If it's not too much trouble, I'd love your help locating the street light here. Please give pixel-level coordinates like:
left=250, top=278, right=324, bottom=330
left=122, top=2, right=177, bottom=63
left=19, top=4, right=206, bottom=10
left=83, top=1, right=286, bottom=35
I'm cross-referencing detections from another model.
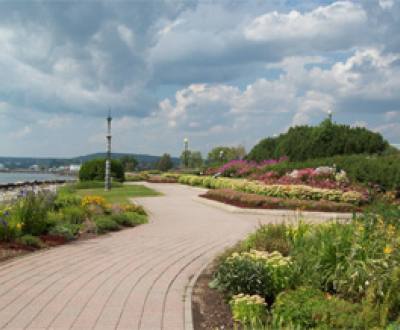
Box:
left=184, top=138, right=189, bottom=168
left=328, top=110, right=333, bottom=122
left=219, top=150, right=224, bottom=163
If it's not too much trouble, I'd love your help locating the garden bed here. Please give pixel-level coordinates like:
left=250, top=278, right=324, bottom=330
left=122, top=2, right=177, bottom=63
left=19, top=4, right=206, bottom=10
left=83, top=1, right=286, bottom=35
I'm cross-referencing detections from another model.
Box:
left=201, top=189, right=360, bottom=213
left=200, top=203, right=400, bottom=329
left=192, top=260, right=234, bottom=330
left=0, top=181, right=157, bottom=264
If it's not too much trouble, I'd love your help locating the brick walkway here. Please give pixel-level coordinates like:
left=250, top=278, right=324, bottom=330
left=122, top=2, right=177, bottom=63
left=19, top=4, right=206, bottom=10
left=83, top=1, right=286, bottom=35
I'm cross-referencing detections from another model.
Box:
left=0, top=183, right=265, bottom=330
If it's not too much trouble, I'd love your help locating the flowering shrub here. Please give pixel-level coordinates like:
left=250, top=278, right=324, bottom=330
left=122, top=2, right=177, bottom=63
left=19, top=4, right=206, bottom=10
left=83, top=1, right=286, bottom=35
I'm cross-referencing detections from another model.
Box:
left=214, top=157, right=288, bottom=178
left=178, top=175, right=366, bottom=205
left=210, top=250, right=293, bottom=302
left=203, top=189, right=359, bottom=213
left=81, top=195, right=107, bottom=209
left=230, top=294, right=267, bottom=327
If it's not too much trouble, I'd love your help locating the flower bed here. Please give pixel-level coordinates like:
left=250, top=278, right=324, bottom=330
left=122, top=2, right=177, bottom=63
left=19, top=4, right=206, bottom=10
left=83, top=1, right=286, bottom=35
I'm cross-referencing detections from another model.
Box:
left=202, top=189, right=359, bottom=213
left=178, top=175, right=367, bottom=205
left=0, top=185, right=148, bottom=260
left=206, top=204, right=400, bottom=328
left=207, top=159, right=370, bottom=193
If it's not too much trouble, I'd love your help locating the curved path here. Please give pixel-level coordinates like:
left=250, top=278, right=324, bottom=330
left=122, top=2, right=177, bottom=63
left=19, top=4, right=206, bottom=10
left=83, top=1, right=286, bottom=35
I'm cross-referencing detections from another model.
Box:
left=0, top=183, right=318, bottom=330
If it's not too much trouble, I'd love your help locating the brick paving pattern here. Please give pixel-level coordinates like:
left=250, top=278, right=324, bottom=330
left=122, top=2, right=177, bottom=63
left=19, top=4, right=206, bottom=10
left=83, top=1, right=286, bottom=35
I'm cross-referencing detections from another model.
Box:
left=0, top=183, right=262, bottom=330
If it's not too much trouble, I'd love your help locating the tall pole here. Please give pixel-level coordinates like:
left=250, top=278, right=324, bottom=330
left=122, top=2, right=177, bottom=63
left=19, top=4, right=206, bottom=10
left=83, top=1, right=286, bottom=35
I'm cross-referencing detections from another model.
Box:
left=184, top=138, right=189, bottom=168
left=105, top=110, right=112, bottom=191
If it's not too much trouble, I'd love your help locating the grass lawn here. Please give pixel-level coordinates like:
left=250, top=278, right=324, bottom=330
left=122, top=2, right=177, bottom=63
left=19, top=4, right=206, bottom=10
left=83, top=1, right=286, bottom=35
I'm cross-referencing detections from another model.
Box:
left=76, top=184, right=160, bottom=203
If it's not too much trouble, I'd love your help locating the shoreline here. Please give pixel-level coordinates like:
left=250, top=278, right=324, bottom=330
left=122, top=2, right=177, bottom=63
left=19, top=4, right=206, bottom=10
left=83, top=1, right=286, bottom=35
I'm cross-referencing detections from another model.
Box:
left=0, top=179, right=77, bottom=204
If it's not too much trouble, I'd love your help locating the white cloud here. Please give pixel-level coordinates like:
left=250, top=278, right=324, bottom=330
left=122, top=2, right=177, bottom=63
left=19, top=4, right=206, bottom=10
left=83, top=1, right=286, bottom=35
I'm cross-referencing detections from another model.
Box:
left=244, top=1, right=367, bottom=44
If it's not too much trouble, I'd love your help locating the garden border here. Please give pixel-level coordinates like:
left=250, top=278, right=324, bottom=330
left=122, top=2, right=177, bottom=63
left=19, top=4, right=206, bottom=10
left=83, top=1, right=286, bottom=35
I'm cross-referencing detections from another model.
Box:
left=193, top=196, right=353, bottom=220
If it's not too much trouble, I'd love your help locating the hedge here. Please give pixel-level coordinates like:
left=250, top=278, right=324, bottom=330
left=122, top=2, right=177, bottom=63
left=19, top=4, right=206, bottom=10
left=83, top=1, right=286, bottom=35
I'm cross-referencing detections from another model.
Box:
left=178, top=175, right=365, bottom=205
left=262, top=154, right=400, bottom=190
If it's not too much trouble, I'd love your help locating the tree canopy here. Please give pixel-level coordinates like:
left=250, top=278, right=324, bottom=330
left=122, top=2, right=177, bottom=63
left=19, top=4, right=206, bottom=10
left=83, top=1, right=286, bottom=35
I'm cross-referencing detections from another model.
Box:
left=207, top=145, right=246, bottom=165
left=79, top=158, right=125, bottom=182
left=120, top=155, right=138, bottom=172
left=180, top=150, right=203, bottom=168
left=157, top=153, right=174, bottom=171
left=247, top=120, right=389, bottom=162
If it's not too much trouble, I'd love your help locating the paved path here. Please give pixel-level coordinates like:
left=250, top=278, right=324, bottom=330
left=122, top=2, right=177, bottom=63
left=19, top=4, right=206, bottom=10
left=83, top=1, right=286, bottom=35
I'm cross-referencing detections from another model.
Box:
left=0, top=183, right=324, bottom=330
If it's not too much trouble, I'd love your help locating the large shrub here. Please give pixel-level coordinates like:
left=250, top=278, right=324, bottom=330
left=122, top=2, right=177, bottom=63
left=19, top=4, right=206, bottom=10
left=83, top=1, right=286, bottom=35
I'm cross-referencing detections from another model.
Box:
left=263, top=154, right=400, bottom=190
left=272, top=287, right=366, bottom=329
left=79, top=159, right=125, bottom=182
left=247, top=119, right=389, bottom=162
left=211, top=250, right=293, bottom=303
left=13, top=192, right=55, bottom=236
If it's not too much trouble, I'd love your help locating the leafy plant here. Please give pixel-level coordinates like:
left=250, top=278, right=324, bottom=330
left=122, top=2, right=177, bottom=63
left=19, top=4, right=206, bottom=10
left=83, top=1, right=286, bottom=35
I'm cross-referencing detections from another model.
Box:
left=61, top=206, right=86, bottom=224
left=13, top=192, right=54, bottom=236
left=48, top=223, right=80, bottom=240
left=18, top=234, right=43, bottom=248
left=211, top=250, right=293, bottom=303
left=229, top=294, right=267, bottom=328
left=94, top=216, right=120, bottom=233
left=272, top=287, right=367, bottom=329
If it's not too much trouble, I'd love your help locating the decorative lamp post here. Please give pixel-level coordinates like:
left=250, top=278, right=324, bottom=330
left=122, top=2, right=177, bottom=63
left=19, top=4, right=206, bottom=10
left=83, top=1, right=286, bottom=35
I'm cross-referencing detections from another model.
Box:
left=105, top=110, right=112, bottom=191
left=328, top=110, right=333, bottom=122
left=184, top=137, right=189, bottom=168
left=219, top=150, right=224, bottom=164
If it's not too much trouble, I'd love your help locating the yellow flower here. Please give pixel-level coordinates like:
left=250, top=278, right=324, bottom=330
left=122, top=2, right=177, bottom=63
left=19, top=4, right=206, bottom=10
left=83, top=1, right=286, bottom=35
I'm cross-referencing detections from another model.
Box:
left=384, top=246, right=393, bottom=254
left=16, top=223, right=22, bottom=230
left=387, top=224, right=396, bottom=236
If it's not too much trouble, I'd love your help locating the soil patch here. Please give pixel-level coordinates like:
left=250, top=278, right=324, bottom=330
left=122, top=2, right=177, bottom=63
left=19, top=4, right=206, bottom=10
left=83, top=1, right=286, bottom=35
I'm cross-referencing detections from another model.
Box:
left=192, top=260, right=234, bottom=330
left=201, top=190, right=360, bottom=213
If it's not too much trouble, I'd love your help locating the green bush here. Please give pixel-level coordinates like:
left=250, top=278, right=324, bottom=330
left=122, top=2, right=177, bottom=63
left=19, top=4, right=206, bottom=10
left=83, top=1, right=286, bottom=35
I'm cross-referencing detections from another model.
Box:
left=272, top=287, right=366, bottom=329
left=18, top=234, right=43, bottom=248
left=260, top=154, right=400, bottom=190
left=79, top=159, right=125, bottom=182
left=111, top=212, right=147, bottom=227
left=211, top=250, right=293, bottom=303
left=230, top=294, right=267, bottom=328
left=94, top=216, right=121, bottom=233
left=247, top=119, right=389, bottom=162
left=61, top=206, right=86, bottom=224
left=54, top=193, right=81, bottom=210
left=14, top=192, right=54, bottom=236
left=48, top=223, right=80, bottom=240
left=241, top=224, right=291, bottom=256
left=179, top=175, right=365, bottom=204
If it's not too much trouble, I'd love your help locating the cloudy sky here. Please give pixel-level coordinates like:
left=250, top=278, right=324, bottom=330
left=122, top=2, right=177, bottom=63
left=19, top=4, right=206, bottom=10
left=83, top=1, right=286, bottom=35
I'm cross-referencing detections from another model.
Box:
left=0, top=0, right=399, bottom=158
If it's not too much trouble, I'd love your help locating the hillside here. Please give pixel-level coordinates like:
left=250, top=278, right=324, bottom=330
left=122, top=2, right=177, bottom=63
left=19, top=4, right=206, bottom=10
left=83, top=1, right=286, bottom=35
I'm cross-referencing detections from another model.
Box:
left=0, top=152, right=180, bottom=170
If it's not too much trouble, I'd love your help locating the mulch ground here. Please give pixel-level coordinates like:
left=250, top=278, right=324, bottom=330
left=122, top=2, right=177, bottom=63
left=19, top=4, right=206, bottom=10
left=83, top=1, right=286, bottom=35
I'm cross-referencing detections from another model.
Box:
left=192, top=261, right=235, bottom=330
left=200, top=194, right=359, bottom=213
left=0, top=232, right=98, bottom=265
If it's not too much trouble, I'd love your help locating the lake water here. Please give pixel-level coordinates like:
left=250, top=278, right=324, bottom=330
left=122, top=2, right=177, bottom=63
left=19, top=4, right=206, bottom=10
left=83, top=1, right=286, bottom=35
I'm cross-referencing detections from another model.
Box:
left=0, top=172, right=76, bottom=184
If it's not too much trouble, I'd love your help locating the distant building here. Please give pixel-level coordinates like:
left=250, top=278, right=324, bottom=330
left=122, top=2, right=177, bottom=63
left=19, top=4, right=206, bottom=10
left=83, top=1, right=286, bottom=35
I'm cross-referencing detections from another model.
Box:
left=69, top=164, right=81, bottom=173
left=30, top=164, right=41, bottom=171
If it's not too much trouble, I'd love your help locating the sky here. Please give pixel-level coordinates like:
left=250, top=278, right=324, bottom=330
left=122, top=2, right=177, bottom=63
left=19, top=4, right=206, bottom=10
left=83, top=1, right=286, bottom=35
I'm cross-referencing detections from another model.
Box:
left=0, top=0, right=399, bottom=158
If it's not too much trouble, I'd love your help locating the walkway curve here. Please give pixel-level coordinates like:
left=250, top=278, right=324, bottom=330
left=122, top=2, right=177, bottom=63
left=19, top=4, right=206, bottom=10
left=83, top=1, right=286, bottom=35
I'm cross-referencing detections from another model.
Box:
left=0, top=183, right=316, bottom=329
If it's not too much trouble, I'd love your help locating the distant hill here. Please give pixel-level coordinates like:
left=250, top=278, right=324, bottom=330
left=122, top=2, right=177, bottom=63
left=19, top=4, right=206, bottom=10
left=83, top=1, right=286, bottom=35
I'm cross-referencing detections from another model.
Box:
left=0, top=152, right=180, bottom=170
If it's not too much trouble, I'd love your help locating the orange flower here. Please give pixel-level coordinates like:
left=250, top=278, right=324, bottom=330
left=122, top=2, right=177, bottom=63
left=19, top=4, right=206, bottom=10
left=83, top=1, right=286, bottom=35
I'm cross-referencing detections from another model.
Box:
left=384, top=246, right=393, bottom=255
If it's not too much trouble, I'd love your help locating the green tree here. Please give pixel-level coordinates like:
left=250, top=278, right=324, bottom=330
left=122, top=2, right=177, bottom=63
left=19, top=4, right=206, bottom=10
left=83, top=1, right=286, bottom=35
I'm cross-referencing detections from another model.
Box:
left=120, top=155, right=138, bottom=172
left=207, top=145, right=246, bottom=165
left=180, top=150, right=203, bottom=168
left=79, top=159, right=125, bottom=182
left=247, top=120, right=389, bottom=162
left=189, top=151, right=203, bottom=168
left=157, top=153, right=174, bottom=171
